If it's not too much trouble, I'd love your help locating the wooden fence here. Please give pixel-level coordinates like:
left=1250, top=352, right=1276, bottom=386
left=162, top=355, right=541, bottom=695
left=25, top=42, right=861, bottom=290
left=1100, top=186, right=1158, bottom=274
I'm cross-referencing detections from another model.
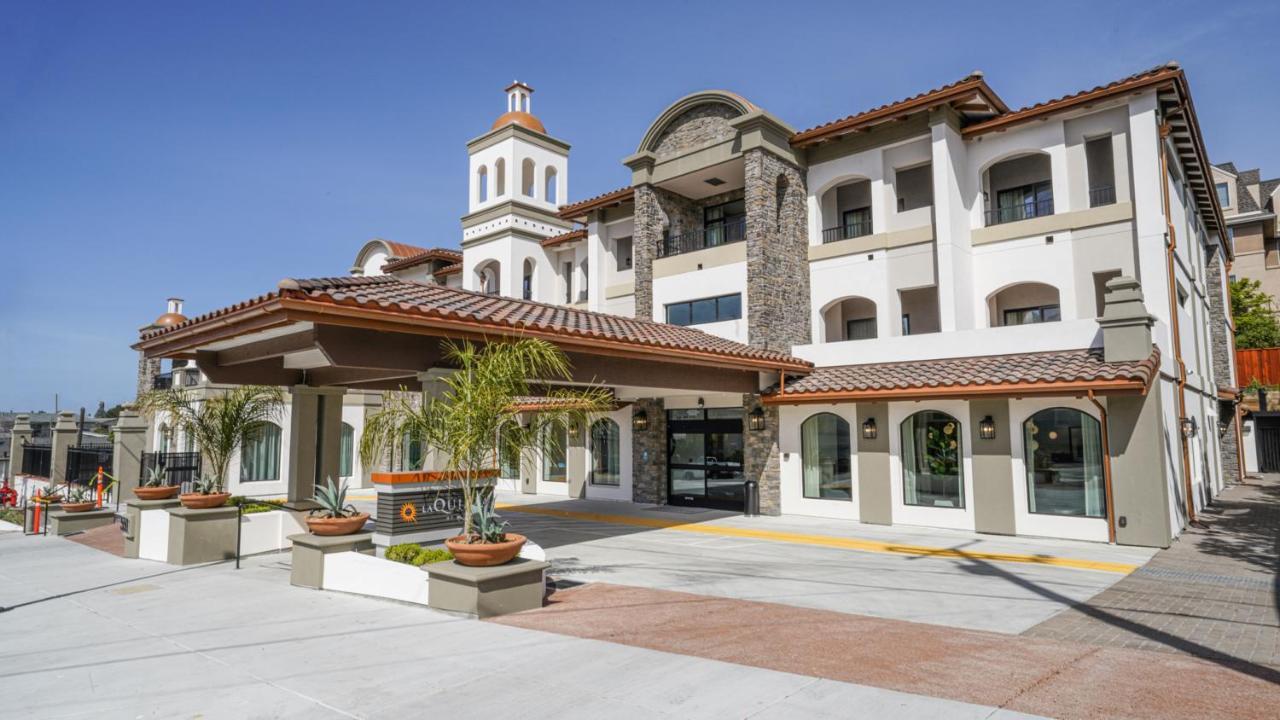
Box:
left=1236, top=348, right=1280, bottom=387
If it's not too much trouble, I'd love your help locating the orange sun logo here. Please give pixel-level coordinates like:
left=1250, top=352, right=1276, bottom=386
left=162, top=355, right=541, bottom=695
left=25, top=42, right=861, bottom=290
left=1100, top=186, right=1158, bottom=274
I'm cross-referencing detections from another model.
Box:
left=399, top=502, right=418, bottom=523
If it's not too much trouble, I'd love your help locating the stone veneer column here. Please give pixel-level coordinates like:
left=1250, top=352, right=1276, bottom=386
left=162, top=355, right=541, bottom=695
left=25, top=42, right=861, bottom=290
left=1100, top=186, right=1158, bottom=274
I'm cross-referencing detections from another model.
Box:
left=744, top=148, right=810, bottom=351
left=112, top=409, right=148, bottom=501
left=49, top=411, right=78, bottom=484
left=1206, top=252, right=1242, bottom=484
left=743, top=394, right=780, bottom=516
left=8, top=414, right=32, bottom=480
left=630, top=398, right=667, bottom=505
left=632, top=185, right=661, bottom=321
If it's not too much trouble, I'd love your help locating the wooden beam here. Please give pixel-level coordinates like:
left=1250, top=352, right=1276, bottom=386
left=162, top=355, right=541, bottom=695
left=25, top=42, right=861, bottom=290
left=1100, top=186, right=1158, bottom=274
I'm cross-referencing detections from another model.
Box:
left=564, top=353, right=758, bottom=393
left=314, top=324, right=447, bottom=371
left=195, top=352, right=302, bottom=386
left=216, top=329, right=317, bottom=366
left=305, top=366, right=418, bottom=388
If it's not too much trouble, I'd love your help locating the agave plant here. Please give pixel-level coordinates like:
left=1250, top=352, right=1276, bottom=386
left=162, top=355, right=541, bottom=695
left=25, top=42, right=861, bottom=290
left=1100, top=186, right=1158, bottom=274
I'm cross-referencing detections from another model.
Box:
left=467, top=499, right=509, bottom=544
left=142, top=465, right=168, bottom=488
left=192, top=475, right=221, bottom=495
left=65, top=485, right=93, bottom=503
left=37, top=483, right=63, bottom=500
left=311, top=477, right=358, bottom=519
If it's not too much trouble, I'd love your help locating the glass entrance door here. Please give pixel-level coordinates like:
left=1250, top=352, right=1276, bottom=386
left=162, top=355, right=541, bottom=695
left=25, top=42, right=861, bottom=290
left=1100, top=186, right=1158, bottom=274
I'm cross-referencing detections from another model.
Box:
left=667, top=408, right=745, bottom=510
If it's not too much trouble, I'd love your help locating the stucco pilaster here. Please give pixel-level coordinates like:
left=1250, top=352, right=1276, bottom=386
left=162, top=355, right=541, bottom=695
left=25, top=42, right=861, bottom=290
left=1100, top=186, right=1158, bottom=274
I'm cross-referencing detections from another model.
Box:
left=49, top=411, right=78, bottom=484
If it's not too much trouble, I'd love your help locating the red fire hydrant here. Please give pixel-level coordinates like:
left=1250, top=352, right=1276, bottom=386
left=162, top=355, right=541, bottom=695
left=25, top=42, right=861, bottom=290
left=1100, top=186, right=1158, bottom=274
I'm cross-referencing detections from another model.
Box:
left=0, top=480, right=17, bottom=508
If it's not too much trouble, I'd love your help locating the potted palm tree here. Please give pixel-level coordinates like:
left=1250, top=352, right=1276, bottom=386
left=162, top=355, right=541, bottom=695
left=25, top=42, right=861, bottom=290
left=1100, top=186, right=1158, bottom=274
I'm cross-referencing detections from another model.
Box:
left=306, top=477, right=369, bottom=535
left=140, top=385, right=284, bottom=510
left=135, top=465, right=180, bottom=500
left=361, top=338, right=610, bottom=566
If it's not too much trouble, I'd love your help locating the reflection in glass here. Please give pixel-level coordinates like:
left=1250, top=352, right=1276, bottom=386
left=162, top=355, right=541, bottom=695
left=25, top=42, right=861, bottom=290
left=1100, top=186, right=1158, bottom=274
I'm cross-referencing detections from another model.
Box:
left=801, top=413, right=851, bottom=500
left=542, top=424, right=567, bottom=482
left=901, top=411, right=963, bottom=508
left=590, top=419, right=621, bottom=486
left=1024, top=408, right=1105, bottom=517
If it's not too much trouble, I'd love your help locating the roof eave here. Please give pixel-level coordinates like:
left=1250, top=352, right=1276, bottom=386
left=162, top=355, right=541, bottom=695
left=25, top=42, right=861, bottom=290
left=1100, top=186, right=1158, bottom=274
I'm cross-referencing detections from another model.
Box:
left=763, top=377, right=1150, bottom=405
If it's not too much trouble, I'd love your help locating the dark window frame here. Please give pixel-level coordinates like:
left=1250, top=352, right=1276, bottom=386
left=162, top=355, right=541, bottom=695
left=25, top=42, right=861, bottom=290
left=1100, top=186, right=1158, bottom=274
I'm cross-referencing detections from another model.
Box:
left=1003, top=304, right=1061, bottom=326
left=665, top=293, right=743, bottom=326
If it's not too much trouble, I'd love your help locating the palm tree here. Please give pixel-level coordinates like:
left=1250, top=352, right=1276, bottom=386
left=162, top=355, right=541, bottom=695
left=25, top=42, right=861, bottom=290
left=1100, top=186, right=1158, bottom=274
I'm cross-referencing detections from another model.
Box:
left=360, top=337, right=612, bottom=538
left=139, top=385, right=284, bottom=493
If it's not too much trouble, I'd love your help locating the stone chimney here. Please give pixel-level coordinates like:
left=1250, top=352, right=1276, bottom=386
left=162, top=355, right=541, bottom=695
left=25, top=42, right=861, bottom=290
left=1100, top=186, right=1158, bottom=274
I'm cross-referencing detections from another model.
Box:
left=1098, top=276, right=1155, bottom=362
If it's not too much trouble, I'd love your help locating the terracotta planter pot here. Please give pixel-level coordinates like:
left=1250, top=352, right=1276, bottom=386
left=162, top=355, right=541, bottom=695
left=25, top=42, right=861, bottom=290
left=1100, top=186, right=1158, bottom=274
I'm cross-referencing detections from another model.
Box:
left=306, top=512, right=370, bottom=536
left=179, top=492, right=231, bottom=509
left=38, top=495, right=63, bottom=504
left=135, top=485, right=180, bottom=500
left=445, top=533, right=527, bottom=567
left=61, top=501, right=97, bottom=513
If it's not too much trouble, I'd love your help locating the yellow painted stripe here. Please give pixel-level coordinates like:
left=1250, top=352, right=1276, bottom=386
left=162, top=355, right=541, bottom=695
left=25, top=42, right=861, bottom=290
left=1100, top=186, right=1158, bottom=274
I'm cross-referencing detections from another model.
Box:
left=497, top=504, right=1138, bottom=575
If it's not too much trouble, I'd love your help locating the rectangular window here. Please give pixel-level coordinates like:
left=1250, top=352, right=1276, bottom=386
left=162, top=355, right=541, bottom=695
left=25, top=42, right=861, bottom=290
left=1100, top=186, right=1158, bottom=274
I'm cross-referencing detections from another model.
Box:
left=845, top=317, right=877, bottom=340
left=703, top=199, right=746, bottom=247
left=1216, top=182, right=1230, bottom=208
left=615, top=236, right=633, bottom=271
left=562, top=261, right=573, bottom=303
left=665, top=293, right=743, bottom=326
left=841, top=207, right=872, bottom=239
left=895, top=164, right=933, bottom=212
left=1003, top=305, right=1061, bottom=326
left=993, top=181, right=1053, bottom=224
left=901, top=314, right=911, bottom=336
left=1085, top=136, right=1116, bottom=207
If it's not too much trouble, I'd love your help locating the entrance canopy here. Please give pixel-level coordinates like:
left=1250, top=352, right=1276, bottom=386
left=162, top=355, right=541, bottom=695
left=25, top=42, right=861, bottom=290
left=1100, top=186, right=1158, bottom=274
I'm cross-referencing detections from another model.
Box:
left=133, top=275, right=812, bottom=399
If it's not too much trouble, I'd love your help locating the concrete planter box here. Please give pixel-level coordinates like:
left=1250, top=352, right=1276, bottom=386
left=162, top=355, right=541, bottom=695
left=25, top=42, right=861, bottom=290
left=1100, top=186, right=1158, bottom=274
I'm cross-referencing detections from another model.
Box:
left=426, top=557, right=550, bottom=618
left=49, top=508, right=115, bottom=536
left=289, top=532, right=375, bottom=589
left=370, top=471, right=497, bottom=549
left=123, top=498, right=181, bottom=560
left=166, top=506, right=239, bottom=565
left=238, top=509, right=307, bottom=555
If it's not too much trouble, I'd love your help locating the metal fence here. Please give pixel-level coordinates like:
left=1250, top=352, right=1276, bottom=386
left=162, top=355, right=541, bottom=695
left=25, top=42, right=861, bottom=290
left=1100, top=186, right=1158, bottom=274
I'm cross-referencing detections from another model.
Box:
left=142, top=451, right=202, bottom=491
left=66, top=444, right=114, bottom=486
left=20, top=441, right=51, bottom=478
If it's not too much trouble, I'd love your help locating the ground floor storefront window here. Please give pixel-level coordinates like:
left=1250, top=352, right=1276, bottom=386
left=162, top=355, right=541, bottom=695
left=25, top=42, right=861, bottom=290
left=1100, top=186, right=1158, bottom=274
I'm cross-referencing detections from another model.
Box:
left=241, top=422, right=281, bottom=482
left=801, top=413, right=851, bottom=500
left=543, top=424, right=567, bottom=483
left=590, top=418, right=620, bottom=486
left=901, top=411, right=963, bottom=508
left=1024, top=407, right=1105, bottom=517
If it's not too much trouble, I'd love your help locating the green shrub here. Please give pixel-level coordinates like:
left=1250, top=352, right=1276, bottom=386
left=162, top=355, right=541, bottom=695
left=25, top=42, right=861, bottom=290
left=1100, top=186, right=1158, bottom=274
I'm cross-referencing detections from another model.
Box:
left=226, top=496, right=284, bottom=514
left=385, top=543, right=453, bottom=567
left=1, top=508, right=23, bottom=527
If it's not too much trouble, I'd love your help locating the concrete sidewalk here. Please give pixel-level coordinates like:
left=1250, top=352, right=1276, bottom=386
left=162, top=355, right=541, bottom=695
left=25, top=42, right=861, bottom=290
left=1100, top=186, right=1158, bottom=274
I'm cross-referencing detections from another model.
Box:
left=0, top=531, right=1043, bottom=719
left=496, top=494, right=1154, bottom=634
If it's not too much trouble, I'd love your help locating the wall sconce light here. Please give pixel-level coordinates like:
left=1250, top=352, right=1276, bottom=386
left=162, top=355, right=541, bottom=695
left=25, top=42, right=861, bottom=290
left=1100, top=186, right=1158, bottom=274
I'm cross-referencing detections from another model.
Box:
left=632, top=410, right=649, bottom=432
left=979, top=416, right=996, bottom=440
left=862, top=418, right=877, bottom=440
left=748, top=407, right=766, bottom=431
left=1180, top=416, right=1198, bottom=438
left=567, top=421, right=580, bottom=440
left=697, top=397, right=705, bottom=408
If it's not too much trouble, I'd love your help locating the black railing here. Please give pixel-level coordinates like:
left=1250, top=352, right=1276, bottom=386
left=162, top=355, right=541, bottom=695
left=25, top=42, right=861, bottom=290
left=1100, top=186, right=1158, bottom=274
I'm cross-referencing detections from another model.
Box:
left=821, top=219, right=874, bottom=243
left=1089, top=185, right=1116, bottom=207
left=142, top=451, right=202, bottom=492
left=152, top=372, right=173, bottom=390
left=66, top=444, right=114, bottom=486
left=21, top=441, right=51, bottom=478
left=660, top=217, right=746, bottom=257
left=985, top=197, right=1054, bottom=226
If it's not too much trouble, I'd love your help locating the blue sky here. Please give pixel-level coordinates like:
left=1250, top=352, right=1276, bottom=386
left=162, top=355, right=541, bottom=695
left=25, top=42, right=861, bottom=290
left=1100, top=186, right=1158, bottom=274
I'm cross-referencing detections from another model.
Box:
left=2, top=0, right=1277, bottom=412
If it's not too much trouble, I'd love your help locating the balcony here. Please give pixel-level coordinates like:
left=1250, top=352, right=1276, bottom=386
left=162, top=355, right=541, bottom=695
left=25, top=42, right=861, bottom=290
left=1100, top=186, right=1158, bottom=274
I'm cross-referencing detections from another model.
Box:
left=821, top=218, right=874, bottom=244
left=985, top=197, right=1054, bottom=227
left=152, top=373, right=174, bottom=390
left=659, top=217, right=746, bottom=257
left=1089, top=185, right=1116, bottom=208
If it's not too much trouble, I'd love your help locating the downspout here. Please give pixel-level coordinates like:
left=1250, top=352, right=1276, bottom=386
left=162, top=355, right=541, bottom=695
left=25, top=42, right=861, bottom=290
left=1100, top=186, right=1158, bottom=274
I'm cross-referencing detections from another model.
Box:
left=1157, top=122, right=1198, bottom=525
left=1087, top=390, right=1117, bottom=544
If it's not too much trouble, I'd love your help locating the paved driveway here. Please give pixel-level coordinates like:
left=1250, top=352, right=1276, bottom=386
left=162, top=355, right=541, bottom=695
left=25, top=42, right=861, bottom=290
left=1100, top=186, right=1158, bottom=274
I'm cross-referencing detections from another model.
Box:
left=496, top=494, right=1155, bottom=634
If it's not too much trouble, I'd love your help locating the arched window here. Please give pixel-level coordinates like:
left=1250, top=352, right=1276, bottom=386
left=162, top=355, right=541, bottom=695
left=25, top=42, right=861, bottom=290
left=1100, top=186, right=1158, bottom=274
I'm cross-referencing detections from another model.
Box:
left=400, top=431, right=423, bottom=471
left=477, top=165, right=488, bottom=203
left=339, top=422, right=354, bottom=478
left=801, top=413, right=851, bottom=500
left=522, top=158, right=536, bottom=197
left=522, top=258, right=535, bottom=301
left=476, top=261, right=500, bottom=295
left=1024, top=408, right=1105, bottom=517
left=901, top=411, right=963, bottom=508
left=542, top=423, right=567, bottom=482
left=544, top=166, right=558, bottom=204
left=989, top=282, right=1060, bottom=327
left=821, top=296, right=877, bottom=342
left=494, top=158, right=505, bottom=196
left=590, top=419, right=620, bottom=486
left=984, top=152, right=1053, bottom=225
left=240, top=422, right=281, bottom=482
left=158, top=423, right=172, bottom=452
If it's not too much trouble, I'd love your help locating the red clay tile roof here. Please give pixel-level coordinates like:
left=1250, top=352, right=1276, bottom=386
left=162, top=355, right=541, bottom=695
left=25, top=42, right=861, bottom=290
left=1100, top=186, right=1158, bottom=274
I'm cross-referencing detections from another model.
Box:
left=137, top=275, right=810, bottom=372
left=770, top=347, right=1159, bottom=402
left=433, top=262, right=462, bottom=278
left=381, top=240, right=432, bottom=259
left=557, top=187, right=636, bottom=220
left=381, top=247, right=462, bottom=273
left=541, top=228, right=587, bottom=248
left=961, top=63, right=1180, bottom=137
left=791, top=73, right=1008, bottom=147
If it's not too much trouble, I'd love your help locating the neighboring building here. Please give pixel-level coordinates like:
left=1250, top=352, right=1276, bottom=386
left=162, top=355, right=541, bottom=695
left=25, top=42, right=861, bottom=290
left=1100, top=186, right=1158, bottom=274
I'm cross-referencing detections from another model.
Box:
left=1212, top=162, right=1280, bottom=302
left=134, top=63, right=1237, bottom=548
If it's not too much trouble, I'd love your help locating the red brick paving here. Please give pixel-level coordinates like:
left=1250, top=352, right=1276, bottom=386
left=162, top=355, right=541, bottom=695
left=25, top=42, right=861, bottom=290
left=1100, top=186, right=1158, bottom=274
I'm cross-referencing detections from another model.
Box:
left=65, top=522, right=125, bottom=557
left=493, top=583, right=1279, bottom=720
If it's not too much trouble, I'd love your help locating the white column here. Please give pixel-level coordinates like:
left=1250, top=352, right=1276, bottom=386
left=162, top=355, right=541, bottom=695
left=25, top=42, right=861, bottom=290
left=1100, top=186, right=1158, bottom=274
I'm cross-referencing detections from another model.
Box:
left=930, top=117, right=974, bottom=331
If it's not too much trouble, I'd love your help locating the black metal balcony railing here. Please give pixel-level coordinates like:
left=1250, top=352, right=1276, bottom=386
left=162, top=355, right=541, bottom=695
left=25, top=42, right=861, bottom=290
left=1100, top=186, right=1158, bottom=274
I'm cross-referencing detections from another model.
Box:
left=152, top=372, right=173, bottom=390
left=142, top=451, right=203, bottom=492
left=1089, top=185, right=1116, bottom=208
left=821, top=219, right=874, bottom=244
left=985, top=197, right=1054, bottom=227
left=659, top=217, right=746, bottom=257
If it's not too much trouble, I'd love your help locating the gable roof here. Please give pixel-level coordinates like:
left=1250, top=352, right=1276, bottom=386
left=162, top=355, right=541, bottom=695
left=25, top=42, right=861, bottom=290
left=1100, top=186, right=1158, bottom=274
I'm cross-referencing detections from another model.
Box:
left=136, top=275, right=811, bottom=373
left=558, top=186, right=635, bottom=220
left=380, top=247, right=462, bottom=273
left=541, top=228, right=587, bottom=248
left=768, top=347, right=1159, bottom=403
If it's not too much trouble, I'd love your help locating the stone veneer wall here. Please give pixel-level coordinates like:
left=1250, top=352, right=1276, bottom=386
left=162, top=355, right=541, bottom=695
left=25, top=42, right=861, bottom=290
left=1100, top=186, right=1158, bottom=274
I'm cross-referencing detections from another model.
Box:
left=744, top=148, right=811, bottom=352
left=135, top=351, right=162, bottom=400
left=652, top=104, right=739, bottom=159
left=630, top=398, right=667, bottom=505
left=1207, top=252, right=1243, bottom=484
left=633, top=185, right=660, bottom=320
left=742, top=393, right=781, bottom=515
